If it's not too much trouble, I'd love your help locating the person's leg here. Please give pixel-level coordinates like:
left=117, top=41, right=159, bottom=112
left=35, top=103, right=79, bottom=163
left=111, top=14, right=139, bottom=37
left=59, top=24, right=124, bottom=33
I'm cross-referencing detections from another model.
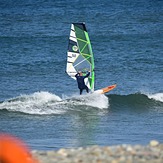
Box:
left=80, top=89, right=83, bottom=95
left=85, top=86, right=89, bottom=93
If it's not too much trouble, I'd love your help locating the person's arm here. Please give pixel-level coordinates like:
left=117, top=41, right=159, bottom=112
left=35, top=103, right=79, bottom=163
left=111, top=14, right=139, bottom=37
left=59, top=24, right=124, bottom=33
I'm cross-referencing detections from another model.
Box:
left=84, top=71, right=90, bottom=78
left=75, top=72, right=79, bottom=78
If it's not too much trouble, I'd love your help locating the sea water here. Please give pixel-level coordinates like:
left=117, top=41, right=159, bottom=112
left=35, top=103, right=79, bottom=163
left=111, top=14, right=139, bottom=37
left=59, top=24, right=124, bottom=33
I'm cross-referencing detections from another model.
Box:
left=0, top=0, right=163, bottom=150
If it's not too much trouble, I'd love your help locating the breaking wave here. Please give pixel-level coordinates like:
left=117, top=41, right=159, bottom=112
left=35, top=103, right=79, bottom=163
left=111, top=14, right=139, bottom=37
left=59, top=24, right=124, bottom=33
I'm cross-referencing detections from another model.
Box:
left=148, top=93, right=163, bottom=103
left=0, top=91, right=108, bottom=115
left=0, top=91, right=162, bottom=115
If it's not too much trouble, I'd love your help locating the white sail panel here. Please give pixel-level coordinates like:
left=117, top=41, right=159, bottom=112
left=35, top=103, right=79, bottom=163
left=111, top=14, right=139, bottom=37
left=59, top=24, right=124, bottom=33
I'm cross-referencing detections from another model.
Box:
left=66, top=52, right=80, bottom=79
left=70, top=31, right=77, bottom=42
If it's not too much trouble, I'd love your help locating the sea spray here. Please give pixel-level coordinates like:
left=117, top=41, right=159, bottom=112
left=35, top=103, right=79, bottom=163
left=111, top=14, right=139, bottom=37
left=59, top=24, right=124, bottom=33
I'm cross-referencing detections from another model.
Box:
left=66, top=93, right=109, bottom=109
left=148, top=93, right=163, bottom=103
left=0, top=92, right=108, bottom=114
left=0, top=92, right=64, bottom=115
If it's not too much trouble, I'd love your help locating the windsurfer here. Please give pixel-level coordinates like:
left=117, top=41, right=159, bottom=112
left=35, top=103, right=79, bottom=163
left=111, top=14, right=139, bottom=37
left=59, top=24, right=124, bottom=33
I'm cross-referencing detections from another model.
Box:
left=75, top=71, right=90, bottom=95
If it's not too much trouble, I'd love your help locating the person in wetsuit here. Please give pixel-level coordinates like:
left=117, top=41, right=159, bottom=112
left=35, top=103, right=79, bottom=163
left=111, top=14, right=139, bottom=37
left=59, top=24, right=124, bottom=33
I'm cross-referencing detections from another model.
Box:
left=75, top=71, right=90, bottom=95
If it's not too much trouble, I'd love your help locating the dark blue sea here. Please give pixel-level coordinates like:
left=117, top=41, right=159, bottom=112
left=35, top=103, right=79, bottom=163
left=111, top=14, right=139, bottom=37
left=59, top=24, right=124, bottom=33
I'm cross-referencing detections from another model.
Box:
left=0, top=0, right=163, bottom=150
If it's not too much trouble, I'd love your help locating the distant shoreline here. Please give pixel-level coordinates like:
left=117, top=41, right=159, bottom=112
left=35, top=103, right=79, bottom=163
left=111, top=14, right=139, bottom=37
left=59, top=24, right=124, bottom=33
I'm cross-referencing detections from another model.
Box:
left=32, top=140, right=163, bottom=163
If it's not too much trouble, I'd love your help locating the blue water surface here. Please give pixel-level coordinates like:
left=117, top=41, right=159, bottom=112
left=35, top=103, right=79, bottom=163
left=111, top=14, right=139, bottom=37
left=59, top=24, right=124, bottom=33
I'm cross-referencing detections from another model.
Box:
left=0, top=0, right=163, bottom=150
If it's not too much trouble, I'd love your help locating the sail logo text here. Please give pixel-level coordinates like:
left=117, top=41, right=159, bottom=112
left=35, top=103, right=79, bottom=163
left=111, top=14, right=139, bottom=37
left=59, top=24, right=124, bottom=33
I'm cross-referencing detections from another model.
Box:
left=72, top=53, right=76, bottom=57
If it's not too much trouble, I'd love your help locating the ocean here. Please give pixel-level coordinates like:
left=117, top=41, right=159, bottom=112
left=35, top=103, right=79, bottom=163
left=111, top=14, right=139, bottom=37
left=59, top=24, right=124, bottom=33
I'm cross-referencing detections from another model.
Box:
left=0, top=0, right=163, bottom=150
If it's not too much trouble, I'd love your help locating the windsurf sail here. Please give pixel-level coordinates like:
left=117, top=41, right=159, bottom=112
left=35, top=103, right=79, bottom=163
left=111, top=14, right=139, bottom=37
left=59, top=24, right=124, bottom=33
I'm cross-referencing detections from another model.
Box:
left=66, top=23, right=95, bottom=92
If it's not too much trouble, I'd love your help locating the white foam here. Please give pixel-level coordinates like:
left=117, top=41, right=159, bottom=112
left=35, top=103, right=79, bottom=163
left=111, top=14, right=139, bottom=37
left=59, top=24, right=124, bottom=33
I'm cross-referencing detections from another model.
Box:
left=0, top=92, right=64, bottom=115
left=65, top=93, right=109, bottom=109
left=0, top=91, right=109, bottom=115
left=147, top=93, right=163, bottom=103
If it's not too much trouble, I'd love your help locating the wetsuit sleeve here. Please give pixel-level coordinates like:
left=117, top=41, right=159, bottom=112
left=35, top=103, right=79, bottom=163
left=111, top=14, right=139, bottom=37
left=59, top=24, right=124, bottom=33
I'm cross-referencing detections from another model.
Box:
left=84, top=72, right=90, bottom=78
left=75, top=73, right=79, bottom=78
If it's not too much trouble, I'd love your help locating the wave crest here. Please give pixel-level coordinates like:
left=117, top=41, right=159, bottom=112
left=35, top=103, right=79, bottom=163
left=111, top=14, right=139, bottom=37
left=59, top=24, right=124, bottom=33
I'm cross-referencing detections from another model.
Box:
left=147, top=93, right=163, bottom=103
left=0, top=91, right=108, bottom=115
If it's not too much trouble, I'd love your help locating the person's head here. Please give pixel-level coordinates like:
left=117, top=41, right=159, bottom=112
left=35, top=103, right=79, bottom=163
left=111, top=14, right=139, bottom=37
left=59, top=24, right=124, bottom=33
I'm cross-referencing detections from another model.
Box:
left=79, top=71, right=82, bottom=76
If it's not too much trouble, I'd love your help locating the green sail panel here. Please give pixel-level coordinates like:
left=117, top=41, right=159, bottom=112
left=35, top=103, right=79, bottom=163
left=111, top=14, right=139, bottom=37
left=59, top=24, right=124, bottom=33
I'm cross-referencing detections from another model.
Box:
left=66, top=23, right=95, bottom=91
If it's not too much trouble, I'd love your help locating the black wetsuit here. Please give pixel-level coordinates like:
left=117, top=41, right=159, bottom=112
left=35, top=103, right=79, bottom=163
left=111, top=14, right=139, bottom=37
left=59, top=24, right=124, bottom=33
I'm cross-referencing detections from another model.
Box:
left=75, top=72, right=90, bottom=95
